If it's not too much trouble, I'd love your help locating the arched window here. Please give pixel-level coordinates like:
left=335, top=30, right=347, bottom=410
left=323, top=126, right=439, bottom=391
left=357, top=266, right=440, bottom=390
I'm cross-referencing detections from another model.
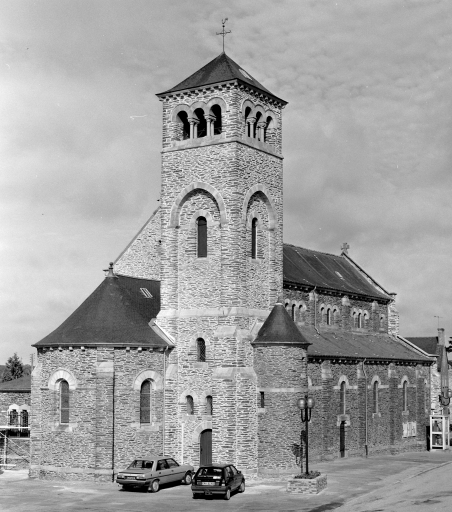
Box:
left=194, top=108, right=207, bottom=138
left=186, top=395, right=194, bottom=415
left=254, top=112, right=263, bottom=139
left=60, top=380, right=70, bottom=424
left=206, top=395, right=213, bottom=415
left=197, top=216, right=207, bottom=257
left=291, top=304, right=296, bottom=321
left=320, top=306, right=326, bottom=324
left=20, top=410, right=29, bottom=428
left=244, top=107, right=252, bottom=137
left=197, top=338, right=206, bottom=362
left=379, top=314, right=386, bottom=330
left=140, top=379, right=152, bottom=424
left=251, top=218, right=257, bottom=259
left=403, top=381, right=408, bottom=411
left=333, top=308, right=340, bottom=326
left=177, top=111, right=190, bottom=140
left=373, top=381, right=379, bottom=413
left=340, top=381, right=346, bottom=415
left=326, top=308, right=332, bottom=326
left=298, top=304, right=305, bottom=323
left=264, top=116, right=274, bottom=143
left=363, top=312, right=369, bottom=329
left=211, top=105, right=222, bottom=135
left=357, top=312, right=362, bottom=328
left=9, top=409, right=18, bottom=427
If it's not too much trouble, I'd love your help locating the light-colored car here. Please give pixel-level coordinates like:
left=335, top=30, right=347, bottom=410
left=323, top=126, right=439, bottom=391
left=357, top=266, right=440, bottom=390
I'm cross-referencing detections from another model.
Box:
left=116, top=455, right=194, bottom=493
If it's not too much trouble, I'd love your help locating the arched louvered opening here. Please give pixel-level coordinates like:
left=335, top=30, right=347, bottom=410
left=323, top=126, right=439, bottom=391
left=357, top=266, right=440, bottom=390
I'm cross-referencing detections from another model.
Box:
left=194, top=108, right=207, bottom=138
left=211, top=104, right=222, bottom=135
left=177, top=111, right=190, bottom=140
left=244, top=107, right=252, bottom=137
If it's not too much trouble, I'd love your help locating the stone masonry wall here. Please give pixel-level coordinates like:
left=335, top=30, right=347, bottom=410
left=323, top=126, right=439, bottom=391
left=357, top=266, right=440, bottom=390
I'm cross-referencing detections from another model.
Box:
left=114, top=208, right=161, bottom=280
left=30, top=347, right=166, bottom=481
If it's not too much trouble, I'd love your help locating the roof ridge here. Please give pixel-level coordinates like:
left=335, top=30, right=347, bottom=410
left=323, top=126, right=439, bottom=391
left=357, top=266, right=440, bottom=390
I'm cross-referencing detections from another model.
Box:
left=283, top=243, right=340, bottom=259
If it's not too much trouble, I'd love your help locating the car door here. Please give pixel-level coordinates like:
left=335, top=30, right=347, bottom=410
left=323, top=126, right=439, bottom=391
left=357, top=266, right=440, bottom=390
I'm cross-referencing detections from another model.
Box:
left=155, top=459, right=171, bottom=483
left=230, top=465, right=240, bottom=491
left=166, top=458, right=183, bottom=482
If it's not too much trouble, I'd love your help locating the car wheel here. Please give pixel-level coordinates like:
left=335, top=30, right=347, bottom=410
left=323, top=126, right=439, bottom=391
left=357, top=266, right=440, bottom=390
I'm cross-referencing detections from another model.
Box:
left=224, top=488, right=231, bottom=500
left=238, top=480, right=245, bottom=493
left=192, top=493, right=199, bottom=499
left=183, top=471, right=193, bottom=485
left=121, top=485, right=130, bottom=491
left=149, top=479, right=160, bottom=493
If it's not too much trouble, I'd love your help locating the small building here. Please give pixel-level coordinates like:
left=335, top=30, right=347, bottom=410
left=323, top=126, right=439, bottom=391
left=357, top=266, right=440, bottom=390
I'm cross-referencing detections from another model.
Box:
left=0, top=375, right=31, bottom=469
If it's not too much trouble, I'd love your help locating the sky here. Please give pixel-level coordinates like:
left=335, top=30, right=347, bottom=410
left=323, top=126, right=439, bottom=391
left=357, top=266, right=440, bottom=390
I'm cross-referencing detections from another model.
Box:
left=1, top=0, right=452, bottom=365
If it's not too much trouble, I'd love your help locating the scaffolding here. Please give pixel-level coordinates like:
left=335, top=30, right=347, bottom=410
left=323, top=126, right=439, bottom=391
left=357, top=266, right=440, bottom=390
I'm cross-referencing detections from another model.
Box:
left=0, top=424, right=30, bottom=468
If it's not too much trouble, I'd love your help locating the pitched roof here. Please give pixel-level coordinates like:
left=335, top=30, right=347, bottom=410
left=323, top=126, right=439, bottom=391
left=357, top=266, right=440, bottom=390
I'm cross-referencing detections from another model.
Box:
left=158, top=52, right=286, bottom=103
left=252, top=301, right=311, bottom=347
left=283, top=245, right=391, bottom=301
left=299, top=327, right=432, bottom=363
left=34, top=272, right=167, bottom=348
left=405, top=337, right=438, bottom=356
left=0, top=374, right=31, bottom=392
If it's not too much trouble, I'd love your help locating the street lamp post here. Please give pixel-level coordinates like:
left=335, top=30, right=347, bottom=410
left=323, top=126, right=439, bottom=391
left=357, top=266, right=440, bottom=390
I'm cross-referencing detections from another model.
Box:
left=297, top=395, right=315, bottom=475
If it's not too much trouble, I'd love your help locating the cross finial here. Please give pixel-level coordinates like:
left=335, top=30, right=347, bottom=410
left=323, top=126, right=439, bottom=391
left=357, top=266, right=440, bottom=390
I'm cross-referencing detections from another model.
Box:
left=216, top=18, right=231, bottom=53
left=341, top=242, right=350, bottom=255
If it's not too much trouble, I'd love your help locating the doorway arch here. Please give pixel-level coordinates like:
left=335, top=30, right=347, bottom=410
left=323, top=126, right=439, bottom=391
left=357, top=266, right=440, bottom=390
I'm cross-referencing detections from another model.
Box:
left=200, top=429, right=212, bottom=465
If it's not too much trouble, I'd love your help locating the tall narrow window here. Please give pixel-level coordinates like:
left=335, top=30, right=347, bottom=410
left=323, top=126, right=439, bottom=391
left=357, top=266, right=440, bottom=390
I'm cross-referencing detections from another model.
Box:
left=357, top=312, right=362, bottom=328
left=20, top=410, right=29, bottom=428
left=291, top=304, right=296, bottom=321
left=251, top=218, right=257, bottom=259
left=177, top=111, right=190, bottom=140
left=211, top=105, right=222, bottom=135
left=186, top=395, right=194, bottom=415
left=60, top=380, right=70, bottom=424
left=340, top=381, right=346, bottom=415
left=140, top=380, right=152, bottom=424
left=9, top=409, right=18, bottom=426
left=197, top=217, right=207, bottom=257
left=194, top=108, right=207, bottom=138
left=326, top=308, right=332, bottom=325
left=197, top=338, right=206, bottom=362
left=206, top=395, right=213, bottom=415
left=373, top=381, right=379, bottom=414
left=403, top=381, right=408, bottom=411
left=260, top=391, right=265, bottom=408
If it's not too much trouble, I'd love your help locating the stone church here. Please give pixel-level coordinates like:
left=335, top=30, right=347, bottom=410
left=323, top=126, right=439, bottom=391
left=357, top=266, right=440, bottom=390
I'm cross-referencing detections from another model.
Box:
left=30, top=52, right=432, bottom=481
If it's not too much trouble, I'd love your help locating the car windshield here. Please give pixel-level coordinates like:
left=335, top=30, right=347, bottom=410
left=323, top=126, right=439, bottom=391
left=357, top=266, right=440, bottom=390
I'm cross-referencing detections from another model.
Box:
left=196, top=467, right=223, bottom=478
left=127, top=460, right=154, bottom=470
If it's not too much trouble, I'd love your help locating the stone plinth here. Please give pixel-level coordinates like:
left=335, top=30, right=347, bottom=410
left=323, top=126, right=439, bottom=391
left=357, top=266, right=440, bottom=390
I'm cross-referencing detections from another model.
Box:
left=286, top=474, right=327, bottom=494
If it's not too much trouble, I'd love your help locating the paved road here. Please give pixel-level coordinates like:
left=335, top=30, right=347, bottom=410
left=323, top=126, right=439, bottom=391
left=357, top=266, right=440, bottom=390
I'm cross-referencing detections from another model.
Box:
left=1, top=451, right=452, bottom=512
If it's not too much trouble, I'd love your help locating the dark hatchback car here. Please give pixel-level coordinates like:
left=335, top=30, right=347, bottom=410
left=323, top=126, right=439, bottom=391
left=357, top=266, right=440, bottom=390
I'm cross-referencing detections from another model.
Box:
left=116, top=456, right=194, bottom=493
left=192, top=463, right=245, bottom=500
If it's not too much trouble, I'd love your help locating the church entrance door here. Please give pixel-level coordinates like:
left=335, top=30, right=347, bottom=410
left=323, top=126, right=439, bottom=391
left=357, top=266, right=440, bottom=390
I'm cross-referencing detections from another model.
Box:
left=340, top=421, right=346, bottom=457
left=200, top=429, right=212, bottom=465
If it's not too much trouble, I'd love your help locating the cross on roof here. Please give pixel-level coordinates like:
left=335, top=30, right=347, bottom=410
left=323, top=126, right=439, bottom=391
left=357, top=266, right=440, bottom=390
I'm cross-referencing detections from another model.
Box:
left=341, top=242, right=350, bottom=255
left=216, top=18, right=231, bottom=53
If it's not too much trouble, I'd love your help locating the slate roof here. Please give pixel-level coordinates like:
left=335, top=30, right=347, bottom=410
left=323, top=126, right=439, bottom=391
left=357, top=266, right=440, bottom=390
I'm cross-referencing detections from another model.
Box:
left=34, top=271, right=167, bottom=348
left=0, top=374, right=31, bottom=392
left=283, top=245, right=391, bottom=301
left=252, top=301, right=311, bottom=347
left=299, top=327, right=432, bottom=363
left=405, top=337, right=438, bottom=356
left=158, top=52, right=286, bottom=103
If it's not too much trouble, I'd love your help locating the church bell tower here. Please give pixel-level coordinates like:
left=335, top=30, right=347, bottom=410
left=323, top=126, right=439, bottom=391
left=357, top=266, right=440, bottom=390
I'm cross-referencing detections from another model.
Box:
left=156, top=52, right=287, bottom=474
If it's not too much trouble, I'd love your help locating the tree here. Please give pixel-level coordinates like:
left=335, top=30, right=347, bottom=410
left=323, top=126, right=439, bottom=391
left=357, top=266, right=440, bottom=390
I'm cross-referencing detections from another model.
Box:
left=2, top=353, right=24, bottom=382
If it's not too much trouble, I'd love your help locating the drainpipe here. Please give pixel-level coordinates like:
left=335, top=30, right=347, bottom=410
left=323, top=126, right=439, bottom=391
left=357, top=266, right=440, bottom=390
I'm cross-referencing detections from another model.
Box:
left=362, top=359, right=368, bottom=458
left=112, top=370, right=115, bottom=482
left=162, top=347, right=167, bottom=456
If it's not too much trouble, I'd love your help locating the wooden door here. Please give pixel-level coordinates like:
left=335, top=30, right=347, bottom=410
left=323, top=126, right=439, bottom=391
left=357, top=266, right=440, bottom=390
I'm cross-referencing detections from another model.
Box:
left=200, top=429, right=212, bottom=465
left=340, top=421, right=346, bottom=457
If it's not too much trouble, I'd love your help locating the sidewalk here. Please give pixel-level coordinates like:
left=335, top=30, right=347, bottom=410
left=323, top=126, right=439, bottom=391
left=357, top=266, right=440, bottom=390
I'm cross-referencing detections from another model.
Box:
left=1, top=450, right=452, bottom=512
